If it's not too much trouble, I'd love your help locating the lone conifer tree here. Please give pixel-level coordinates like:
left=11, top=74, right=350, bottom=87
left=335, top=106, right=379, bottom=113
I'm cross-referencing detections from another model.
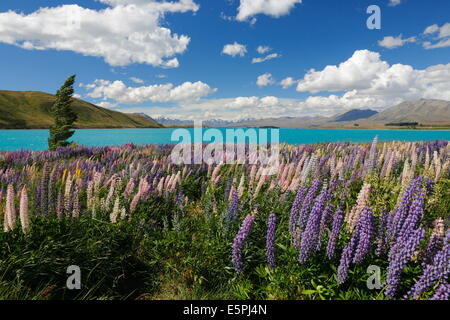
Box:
left=48, top=75, right=78, bottom=150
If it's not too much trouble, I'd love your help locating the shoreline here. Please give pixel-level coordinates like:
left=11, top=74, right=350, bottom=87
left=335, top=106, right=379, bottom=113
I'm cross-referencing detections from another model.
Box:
left=1, top=127, right=450, bottom=131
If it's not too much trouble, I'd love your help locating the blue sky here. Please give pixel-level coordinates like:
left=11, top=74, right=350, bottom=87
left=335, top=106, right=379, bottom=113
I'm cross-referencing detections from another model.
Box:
left=0, top=0, right=449, bottom=120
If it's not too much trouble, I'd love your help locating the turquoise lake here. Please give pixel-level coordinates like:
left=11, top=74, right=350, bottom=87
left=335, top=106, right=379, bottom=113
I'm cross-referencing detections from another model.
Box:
left=0, top=128, right=449, bottom=151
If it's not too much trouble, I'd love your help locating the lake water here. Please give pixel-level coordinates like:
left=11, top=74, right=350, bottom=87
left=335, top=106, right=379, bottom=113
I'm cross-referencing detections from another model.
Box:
left=0, top=128, right=449, bottom=151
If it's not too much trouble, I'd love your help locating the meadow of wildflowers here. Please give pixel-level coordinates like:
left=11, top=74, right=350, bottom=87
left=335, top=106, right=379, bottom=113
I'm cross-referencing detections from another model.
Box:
left=0, top=138, right=448, bottom=300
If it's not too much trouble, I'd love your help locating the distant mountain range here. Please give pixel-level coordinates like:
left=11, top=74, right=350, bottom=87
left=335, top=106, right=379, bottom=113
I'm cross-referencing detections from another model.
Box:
left=193, top=99, right=449, bottom=129
left=153, top=116, right=241, bottom=127
left=0, top=91, right=163, bottom=129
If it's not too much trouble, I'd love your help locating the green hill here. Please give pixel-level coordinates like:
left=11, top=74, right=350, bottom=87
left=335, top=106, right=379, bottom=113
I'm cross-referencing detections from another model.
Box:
left=0, top=90, right=163, bottom=129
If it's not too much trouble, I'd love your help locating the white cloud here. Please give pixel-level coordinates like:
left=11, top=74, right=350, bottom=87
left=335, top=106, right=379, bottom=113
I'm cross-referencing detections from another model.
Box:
left=424, top=24, right=440, bottom=35
left=236, top=0, right=302, bottom=22
left=130, top=77, right=144, bottom=84
left=422, top=23, right=450, bottom=49
left=97, top=101, right=118, bottom=109
left=292, top=49, right=450, bottom=113
left=297, top=50, right=390, bottom=93
left=388, top=0, right=402, bottom=7
left=0, top=1, right=199, bottom=67
left=83, top=79, right=217, bottom=104
left=252, top=53, right=280, bottom=63
left=222, top=42, right=247, bottom=57
left=256, top=73, right=275, bottom=87
left=280, top=77, right=297, bottom=89
left=257, top=45, right=271, bottom=54
left=378, top=35, right=416, bottom=49
left=114, top=52, right=450, bottom=121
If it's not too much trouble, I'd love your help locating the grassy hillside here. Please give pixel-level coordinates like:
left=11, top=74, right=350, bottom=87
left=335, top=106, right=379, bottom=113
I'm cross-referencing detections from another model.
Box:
left=0, top=90, right=163, bottom=129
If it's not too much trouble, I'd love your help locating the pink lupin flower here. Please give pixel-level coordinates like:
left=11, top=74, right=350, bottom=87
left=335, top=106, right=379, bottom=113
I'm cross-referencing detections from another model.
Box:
left=237, top=174, right=245, bottom=199
left=345, top=183, right=371, bottom=233
left=4, top=184, right=16, bottom=232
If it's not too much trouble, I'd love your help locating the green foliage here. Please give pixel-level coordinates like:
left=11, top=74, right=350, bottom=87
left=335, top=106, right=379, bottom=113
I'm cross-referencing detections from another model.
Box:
left=48, top=75, right=78, bottom=150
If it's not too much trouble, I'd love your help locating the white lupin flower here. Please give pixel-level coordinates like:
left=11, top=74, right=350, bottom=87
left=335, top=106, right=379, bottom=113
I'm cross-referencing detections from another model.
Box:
left=19, top=186, right=29, bottom=234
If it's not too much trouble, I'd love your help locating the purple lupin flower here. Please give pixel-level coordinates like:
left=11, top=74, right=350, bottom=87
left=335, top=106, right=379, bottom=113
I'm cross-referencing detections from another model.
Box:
left=326, top=208, right=344, bottom=260
left=289, top=185, right=307, bottom=234
left=353, top=207, right=375, bottom=264
left=337, top=225, right=359, bottom=284
left=298, top=179, right=321, bottom=233
left=385, top=227, right=425, bottom=299
left=398, top=186, right=425, bottom=240
left=317, top=203, right=333, bottom=251
left=425, top=178, right=435, bottom=196
left=376, top=209, right=388, bottom=257
left=226, top=189, right=239, bottom=225
left=386, top=177, right=422, bottom=245
left=407, top=230, right=449, bottom=300
left=266, top=212, right=277, bottom=270
left=430, top=284, right=450, bottom=300
left=421, top=218, right=445, bottom=266
left=232, top=214, right=256, bottom=274
left=298, top=183, right=328, bottom=263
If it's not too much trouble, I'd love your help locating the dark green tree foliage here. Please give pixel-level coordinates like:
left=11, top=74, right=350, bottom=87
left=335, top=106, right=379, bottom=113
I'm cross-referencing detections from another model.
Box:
left=48, top=75, right=78, bottom=150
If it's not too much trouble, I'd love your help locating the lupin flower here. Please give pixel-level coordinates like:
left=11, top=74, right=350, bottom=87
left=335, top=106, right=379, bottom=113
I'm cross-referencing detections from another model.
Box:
left=232, top=214, right=256, bottom=274
left=111, top=197, right=120, bottom=224
left=19, top=186, right=29, bottom=234
left=4, top=184, right=16, bottom=232
left=421, top=218, right=445, bottom=266
left=345, top=183, right=371, bottom=233
left=385, top=227, right=425, bottom=299
left=337, top=225, right=359, bottom=284
left=72, top=185, right=80, bottom=218
left=430, top=284, right=450, bottom=300
left=64, top=173, right=73, bottom=212
left=289, top=185, right=307, bottom=234
left=298, top=183, right=328, bottom=263
left=326, top=208, right=344, bottom=259
left=406, top=230, right=449, bottom=300
left=225, top=189, right=239, bottom=225
left=298, top=179, right=321, bottom=233
left=353, top=207, right=375, bottom=264
left=266, top=212, right=277, bottom=270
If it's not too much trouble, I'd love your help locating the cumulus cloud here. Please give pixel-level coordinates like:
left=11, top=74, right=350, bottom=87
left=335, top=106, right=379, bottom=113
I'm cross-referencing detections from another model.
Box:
left=222, top=42, right=247, bottom=57
left=0, top=0, right=199, bottom=67
left=292, top=49, right=450, bottom=112
left=280, top=77, right=297, bottom=89
left=256, top=73, right=275, bottom=87
left=130, top=77, right=144, bottom=84
left=297, top=50, right=390, bottom=93
left=422, top=23, right=450, bottom=49
left=378, top=35, right=416, bottom=49
left=388, top=0, right=402, bottom=7
left=252, top=53, right=280, bottom=63
left=236, top=0, right=302, bottom=22
left=380, top=23, right=450, bottom=50
left=257, top=45, right=271, bottom=54
left=83, top=79, right=217, bottom=105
